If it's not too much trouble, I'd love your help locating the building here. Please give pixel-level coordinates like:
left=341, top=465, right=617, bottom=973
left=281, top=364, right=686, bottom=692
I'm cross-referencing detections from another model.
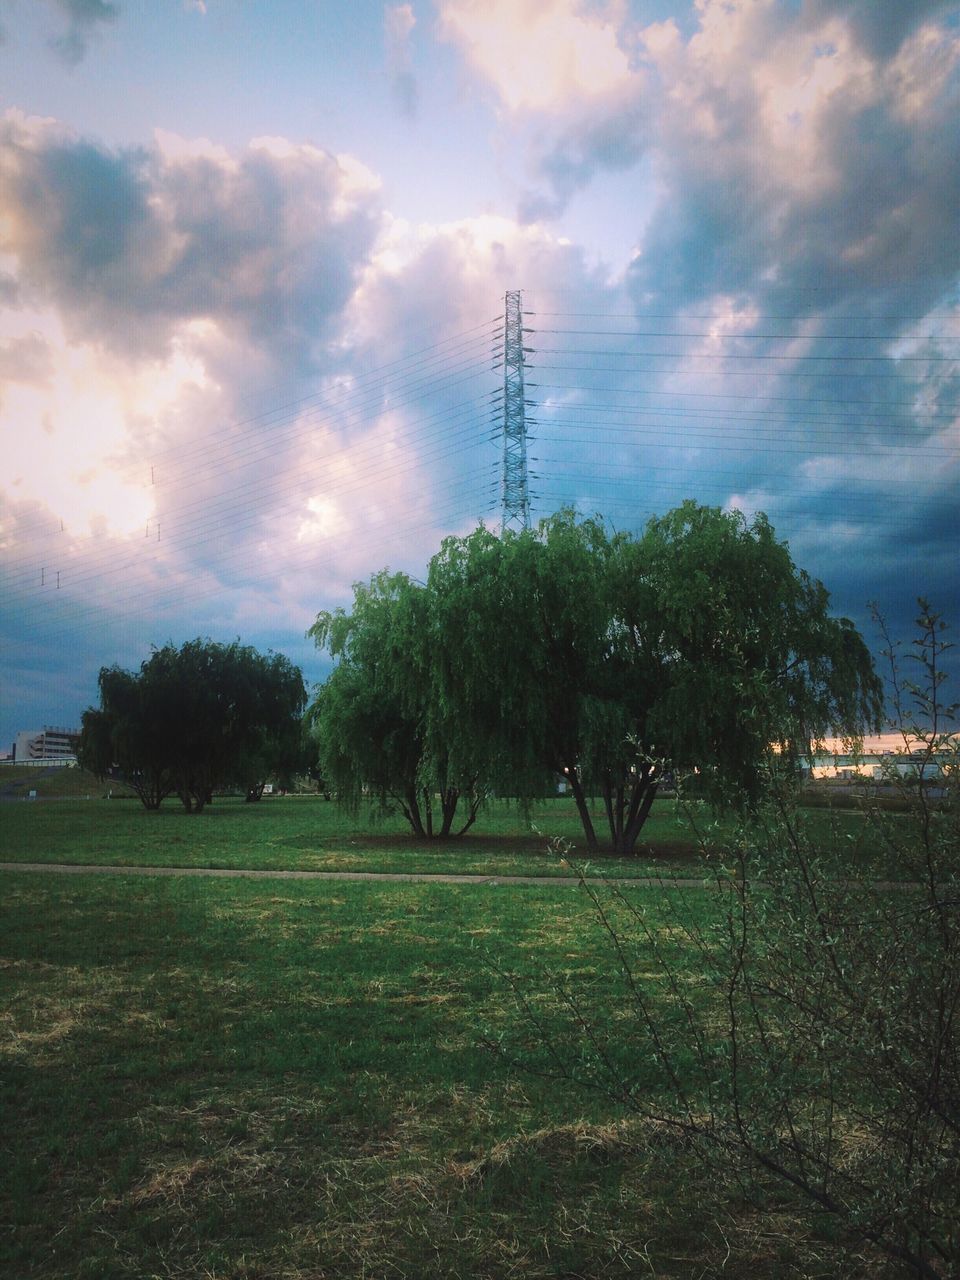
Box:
left=808, top=733, right=957, bottom=783
left=12, top=726, right=81, bottom=765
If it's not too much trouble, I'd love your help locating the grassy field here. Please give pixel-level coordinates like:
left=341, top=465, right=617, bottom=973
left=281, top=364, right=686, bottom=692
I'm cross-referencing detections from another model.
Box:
left=0, top=780, right=906, bottom=879
left=2, top=866, right=899, bottom=1279
left=1, top=790, right=929, bottom=1276
left=0, top=788, right=714, bottom=878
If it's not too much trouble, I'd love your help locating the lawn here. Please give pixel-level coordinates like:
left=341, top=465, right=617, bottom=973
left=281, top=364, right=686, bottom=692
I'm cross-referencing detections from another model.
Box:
left=0, top=785, right=907, bottom=879
left=1, top=868, right=896, bottom=1279
left=0, top=790, right=712, bottom=877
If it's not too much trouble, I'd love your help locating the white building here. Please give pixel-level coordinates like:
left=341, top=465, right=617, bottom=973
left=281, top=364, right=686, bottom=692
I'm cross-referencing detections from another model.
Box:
left=13, top=726, right=80, bottom=765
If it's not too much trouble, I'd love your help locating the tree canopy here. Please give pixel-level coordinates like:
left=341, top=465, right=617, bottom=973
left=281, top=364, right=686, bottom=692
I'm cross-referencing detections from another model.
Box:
left=308, top=503, right=883, bottom=853
left=79, top=639, right=306, bottom=811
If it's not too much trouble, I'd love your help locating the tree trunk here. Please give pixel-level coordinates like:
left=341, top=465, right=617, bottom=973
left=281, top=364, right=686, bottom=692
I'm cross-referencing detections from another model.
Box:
left=567, top=768, right=600, bottom=854
left=454, top=788, right=484, bottom=837
left=439, top=787, right=460, bottom=838
left=400, top=788, right=426, bottom=837
left=623, top=768, right=659, bottom=852
left=602, top=765, right=659, bottom=855
left=133, top=770, right=169, bottom=809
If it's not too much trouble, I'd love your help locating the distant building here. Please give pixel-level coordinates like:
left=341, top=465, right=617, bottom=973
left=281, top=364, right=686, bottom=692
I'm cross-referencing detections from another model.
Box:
left=808, top=732, right=957, bottom=783
left=12, top=726, right=80, bottom=765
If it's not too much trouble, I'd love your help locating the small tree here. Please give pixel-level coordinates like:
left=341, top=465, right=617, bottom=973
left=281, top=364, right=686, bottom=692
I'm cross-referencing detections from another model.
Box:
left=308, top=571, right=485, bottom=837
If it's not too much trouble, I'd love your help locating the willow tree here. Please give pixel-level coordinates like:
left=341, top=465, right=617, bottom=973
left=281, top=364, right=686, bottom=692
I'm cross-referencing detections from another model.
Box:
left=307, top=571, right=485, bottom=838
left=427, top=503, right=883, bottom=856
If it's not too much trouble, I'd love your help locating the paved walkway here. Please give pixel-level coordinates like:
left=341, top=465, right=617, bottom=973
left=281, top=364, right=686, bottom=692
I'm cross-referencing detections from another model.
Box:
left=0, top=861, right=711, bottom=888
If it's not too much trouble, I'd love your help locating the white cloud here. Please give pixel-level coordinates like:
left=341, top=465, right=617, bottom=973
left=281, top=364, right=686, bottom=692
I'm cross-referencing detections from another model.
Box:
left=437, top=0, right=633, bottom=113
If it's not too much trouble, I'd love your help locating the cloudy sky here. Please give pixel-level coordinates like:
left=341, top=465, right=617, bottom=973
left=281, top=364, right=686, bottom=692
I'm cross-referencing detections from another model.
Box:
left=1, top=0, right=958, bottom=747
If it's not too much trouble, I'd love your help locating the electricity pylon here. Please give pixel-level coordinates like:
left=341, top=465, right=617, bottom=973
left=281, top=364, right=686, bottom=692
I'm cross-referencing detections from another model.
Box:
left=499, top=290, right=531, bottom=533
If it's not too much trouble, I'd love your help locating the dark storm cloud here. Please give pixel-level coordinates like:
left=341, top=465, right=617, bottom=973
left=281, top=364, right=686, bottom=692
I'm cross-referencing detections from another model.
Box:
left=626, top=47, right=960, bottom=321
left=499, top=0, right=960, bottom=687
left=0, top=271, right=20, bottom=305
left=518, top=101, right=648, bottom=221
left=0, top=118, right=384, bottom=374
left=515, top=2, right=959, bottom=322
left=802, top=0, right=957, bottom=60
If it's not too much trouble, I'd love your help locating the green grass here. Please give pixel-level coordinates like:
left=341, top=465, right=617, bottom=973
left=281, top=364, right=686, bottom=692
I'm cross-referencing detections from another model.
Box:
left=1, top=788, right=909, bottom=879
left=1, top=870, right=895, bottom=1279
left=0, top=793, right=715, bottom=878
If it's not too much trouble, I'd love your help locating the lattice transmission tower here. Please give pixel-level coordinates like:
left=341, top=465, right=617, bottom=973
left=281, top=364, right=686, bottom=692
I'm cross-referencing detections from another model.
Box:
left=498, top=290, right=533, bottom=533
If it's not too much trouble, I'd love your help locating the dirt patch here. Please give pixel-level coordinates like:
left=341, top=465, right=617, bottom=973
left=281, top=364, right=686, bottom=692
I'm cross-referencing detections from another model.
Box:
left=282, top=830, right=704, bottom=862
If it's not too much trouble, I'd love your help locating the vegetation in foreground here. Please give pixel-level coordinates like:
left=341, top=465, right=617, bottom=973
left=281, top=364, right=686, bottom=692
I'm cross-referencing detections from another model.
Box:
left=3, top=607, right=952, bottom=1275
left=494, top=606, right=959, bottom=1279
left=0, top=871, right=914, bottom=1280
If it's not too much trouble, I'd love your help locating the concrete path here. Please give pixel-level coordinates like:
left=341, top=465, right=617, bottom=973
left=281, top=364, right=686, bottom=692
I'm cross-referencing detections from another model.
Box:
left=0, top=861, right=712, bottom=888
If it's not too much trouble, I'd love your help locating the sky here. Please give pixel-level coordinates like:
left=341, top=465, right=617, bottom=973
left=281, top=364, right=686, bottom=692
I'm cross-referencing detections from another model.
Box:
left=1, top=0, right=958, bottom=748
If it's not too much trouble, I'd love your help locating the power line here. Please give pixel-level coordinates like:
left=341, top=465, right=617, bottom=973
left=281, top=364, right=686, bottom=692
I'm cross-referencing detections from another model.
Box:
left=3, top=297, right=957, bottom=659
left=1, top=330, right=501, bottom=585
left=533, top=382, right=958, bottom=413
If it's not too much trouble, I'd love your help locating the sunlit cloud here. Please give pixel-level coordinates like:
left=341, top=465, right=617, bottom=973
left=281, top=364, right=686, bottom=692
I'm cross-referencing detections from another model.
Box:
left=437, top=0, right=632, bottom=113
left=0, top=313, right=214, bottom=536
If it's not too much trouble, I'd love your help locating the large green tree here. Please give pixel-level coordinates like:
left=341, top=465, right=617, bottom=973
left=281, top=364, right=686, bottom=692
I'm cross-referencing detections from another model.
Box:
left=306, top=504, right=880, bottom=854
left=427, top=504, right=883, bottom=855
left=307, top=571, right=485, bottom=837
left=79, top=639, right=306, bottom=812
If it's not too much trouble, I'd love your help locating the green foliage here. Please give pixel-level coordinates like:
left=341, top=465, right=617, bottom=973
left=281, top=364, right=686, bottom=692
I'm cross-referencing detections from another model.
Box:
left=428, top=503, right=882, bottom=854
left=307, top=503, right=880, bottom=853
left=79, top=639, right=305, bottom=812
left=307, top=571, right=485, bottom=837
left=79, top=664, right=180, bottom=810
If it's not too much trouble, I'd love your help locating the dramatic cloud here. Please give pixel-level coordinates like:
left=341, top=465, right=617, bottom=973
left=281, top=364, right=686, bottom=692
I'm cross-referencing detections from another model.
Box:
left=437, top=0, right=960, bottom=674
left=0, top=113, right=632, bottom=744
left=0, top=333, right=53, bottom=387
left=0, top=117, right=391, bottom=705
left=0, top=115, right=384, bottom=372
left=802, top=0, right=958, bottom=60
left=623, top=4, right=960, bottom=314
left=0, top=2, right=956, bottom=744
